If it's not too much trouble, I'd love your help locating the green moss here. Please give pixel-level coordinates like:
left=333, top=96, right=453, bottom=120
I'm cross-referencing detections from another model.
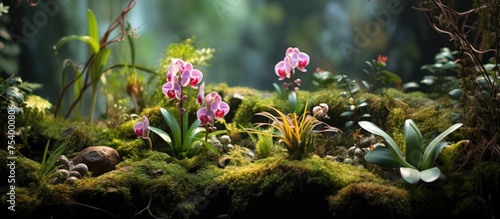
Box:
left=216, top=157, right=385, bottom=215
left=0, top=150, right=40, bottom=188
left=232, top=94, right=277, bottom=128
left=328, top=182, right=411, bottom=218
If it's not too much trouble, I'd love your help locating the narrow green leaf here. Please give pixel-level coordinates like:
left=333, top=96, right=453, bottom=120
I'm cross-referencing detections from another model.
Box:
left=200, top=141, right=220, bottom=156
left=148, top=126, right=173, bottom=150
left=160, top=108, right=181, bottom=147
left=404, top=119, right=423, bottom=168
left=90, top=48, right=111, bottom=85
left=53, top=35, right=100, bottom=54
left=87, top=9, right=99, bottom=46
left=422, top=123, right=463, bottom=169
left=358, top=121, right=413, bottom=168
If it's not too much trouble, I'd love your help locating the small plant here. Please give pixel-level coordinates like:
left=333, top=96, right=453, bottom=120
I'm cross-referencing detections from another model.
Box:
left=38, top=140, right=68, bottom=185
left=254, top=102, right=340, bottom=160
left=358, top=119, right=464, bottom=184
left=273, top=47, right=310, bottom=113
left=362, top=54, right=402, bottom=93
left=147, top=59, right=228, bottom=159
left=246, top=127, right=276, bottom=159
left=420, top=47, right=459, bottom=94
left=334, top=74, right=371, bottom=130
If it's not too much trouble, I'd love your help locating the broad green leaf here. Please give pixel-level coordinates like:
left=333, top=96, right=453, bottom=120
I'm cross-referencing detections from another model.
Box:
left=364, top=147, right=402, bottom=168
left=358, top=121, right=412, bottom=168
left=87, top=9, right=99, bottom=47
left=423, top=141, right=450, bottom=170
left=400, top=167, right=420, bottom=184
left=160, top=108, right=181, bottom=147
left=148, top=126, right=173, bottom=150
left=340, top=111, right=353, bottom=117
left=183, top=119, right=202, bottom=152
left=6, top=87, right=24, bottom=102
left=357, top=102, right=368, bottom=108
left=380, top=70, right=402, bottom=83
left=422, top=123, right=463, bottom=169
left=420, top=167, right=441, bottom=183
left=404, top=119, right=423, bottom=168
left=53, top=35, right=99, bottom=54
left=273, top=83, right=285, bottom=99
left=442, top=61, right=457, bottom=70
left=345, top=120, right=354, bottom=129
left=288, top=91, right=297, bottom=113
left=402, top=82, right=419, bottom=90
left=448, top=89, right=463, bottom=99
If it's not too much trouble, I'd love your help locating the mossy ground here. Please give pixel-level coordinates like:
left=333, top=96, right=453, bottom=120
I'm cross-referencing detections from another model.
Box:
left=1, top=84, right=497, bottom=219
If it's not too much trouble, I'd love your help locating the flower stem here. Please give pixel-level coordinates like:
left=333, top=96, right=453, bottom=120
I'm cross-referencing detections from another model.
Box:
left=145, top=137, right=152, bottom=150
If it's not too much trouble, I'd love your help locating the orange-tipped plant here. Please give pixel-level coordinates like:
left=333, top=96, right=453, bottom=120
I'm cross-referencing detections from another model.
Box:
left=254, top=101, right=340, bottom=160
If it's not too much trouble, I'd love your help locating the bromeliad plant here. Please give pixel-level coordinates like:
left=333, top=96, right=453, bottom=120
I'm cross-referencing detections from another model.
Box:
left=254, top=101, right=340, bottom=160
left=358, top=119, right=464, bottom=184
left=147, top=59, right=228, bottom=159
left=273, top=47, right=310, bottom=113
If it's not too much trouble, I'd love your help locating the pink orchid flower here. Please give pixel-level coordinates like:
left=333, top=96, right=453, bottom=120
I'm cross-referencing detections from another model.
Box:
left=313, top=103, right=330, bottom=119
left=134, top=115, right=150, bottom=138
left=275, top=56, right=292, bottom=80
left=180, top=62, right=203, bottom=89
left=166, top=58, right=186, bottom=82
left=197, top=92, right=230, bottom=126
left=274, top=47, right=310, bottom=80
left=162, top=75, right=181, bottom=101
left=286, top=47, right=310, bottom=72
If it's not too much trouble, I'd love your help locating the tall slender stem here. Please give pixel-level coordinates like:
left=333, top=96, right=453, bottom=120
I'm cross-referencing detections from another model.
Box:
left=179, top=88, right=184, bottom=147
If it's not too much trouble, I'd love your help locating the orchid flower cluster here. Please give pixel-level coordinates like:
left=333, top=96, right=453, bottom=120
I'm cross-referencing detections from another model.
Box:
left=274, top=47, right=310, bottom=91
left=134, top=58, right=229, bottom=157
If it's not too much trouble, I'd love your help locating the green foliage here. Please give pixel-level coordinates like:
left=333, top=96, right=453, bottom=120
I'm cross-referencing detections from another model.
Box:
left=149, top=108, right=223, bottom=159
left=334, top=74, right=371, bottom=130
left=0, top=75, right=42, bottom=113
left=38, top=140, right=68, bottom=185
left=359, top=119, right=464, bottom=184
left=362, top=56, right=402, bottom=93
left=254, top=101, right=340, bottom=160
left=420, top=47, right=460, bottom=95
left=246, top=126, right=276, bottom=159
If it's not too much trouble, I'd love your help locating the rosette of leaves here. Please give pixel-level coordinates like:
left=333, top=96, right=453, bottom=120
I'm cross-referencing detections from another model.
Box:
left=254, top=101, right=340, bottom=160
left=358, top=119, right=464, bottom=184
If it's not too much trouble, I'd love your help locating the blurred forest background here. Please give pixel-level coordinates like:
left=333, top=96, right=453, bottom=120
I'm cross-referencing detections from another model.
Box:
left=2, top=0, right=453, bottom=118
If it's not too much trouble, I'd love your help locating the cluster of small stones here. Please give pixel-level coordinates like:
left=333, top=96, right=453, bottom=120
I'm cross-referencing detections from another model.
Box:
left=211, top=135, right=256, bottom=168
left=326, top=134, right=378, bottom=167
left=51, top=155, right=89, bottom=184
left=210, top=135, right=234, bottom=154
